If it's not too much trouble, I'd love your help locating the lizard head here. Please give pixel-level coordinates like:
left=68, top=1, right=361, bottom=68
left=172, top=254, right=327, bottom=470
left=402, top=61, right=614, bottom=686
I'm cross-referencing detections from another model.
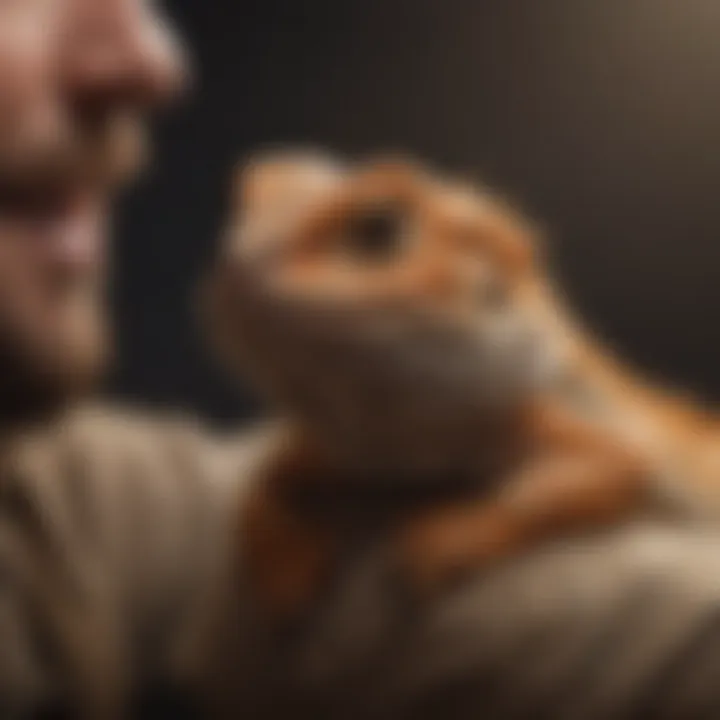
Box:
left=206, top=151, right=565, bottom=474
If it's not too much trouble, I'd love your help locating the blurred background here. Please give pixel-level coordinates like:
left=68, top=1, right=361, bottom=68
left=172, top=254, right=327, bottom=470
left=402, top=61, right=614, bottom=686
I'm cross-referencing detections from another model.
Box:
left=113, top=0, right=720, bottom=424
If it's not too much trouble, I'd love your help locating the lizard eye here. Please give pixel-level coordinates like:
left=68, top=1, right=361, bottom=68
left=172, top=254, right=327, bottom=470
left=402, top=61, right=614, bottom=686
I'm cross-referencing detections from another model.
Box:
left=343, top=202, right=408, bottom=261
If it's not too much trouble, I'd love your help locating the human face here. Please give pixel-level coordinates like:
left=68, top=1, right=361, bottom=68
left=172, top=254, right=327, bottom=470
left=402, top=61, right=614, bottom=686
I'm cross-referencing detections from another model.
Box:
left=0, top=0, right=187, bottom=423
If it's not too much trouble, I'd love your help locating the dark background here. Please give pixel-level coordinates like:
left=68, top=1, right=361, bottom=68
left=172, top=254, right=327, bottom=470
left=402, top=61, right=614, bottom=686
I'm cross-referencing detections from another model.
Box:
left=112, top=0, right=720, bottom=424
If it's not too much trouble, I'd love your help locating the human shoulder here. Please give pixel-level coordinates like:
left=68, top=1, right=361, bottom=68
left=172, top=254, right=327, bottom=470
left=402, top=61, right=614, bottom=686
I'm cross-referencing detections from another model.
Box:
left=56, top=401, right=281, bottom=482
left=395, top=523, right=720, bottom=719
left=1, top=401, right=283, bottom=541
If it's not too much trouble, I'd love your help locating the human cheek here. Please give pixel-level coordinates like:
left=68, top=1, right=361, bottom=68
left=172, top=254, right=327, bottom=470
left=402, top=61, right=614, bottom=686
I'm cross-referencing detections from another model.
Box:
left=0, top=1, right=61, bottom=144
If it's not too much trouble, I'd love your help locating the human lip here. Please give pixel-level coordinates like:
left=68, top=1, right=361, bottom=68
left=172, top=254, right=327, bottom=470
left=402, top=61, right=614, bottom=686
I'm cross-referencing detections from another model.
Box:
left=0, top=186, right=106, bottom=269
left=35, top=194, right=105, bottom=269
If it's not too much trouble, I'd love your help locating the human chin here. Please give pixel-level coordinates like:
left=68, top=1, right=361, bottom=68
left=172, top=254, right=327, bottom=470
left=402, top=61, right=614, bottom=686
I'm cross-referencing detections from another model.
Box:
left=0, top=205, right=111, bottom=422
left=0, top=283, right=109, bottom=425
left=0, top=299, right=109, bottom=427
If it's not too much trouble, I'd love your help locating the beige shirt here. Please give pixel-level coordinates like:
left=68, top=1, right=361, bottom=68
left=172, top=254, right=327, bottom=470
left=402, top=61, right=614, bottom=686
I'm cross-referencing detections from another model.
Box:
left=0, top=403, right=269, bottom=718
left=3, top=405, right=720, bottom=719
left=206, top=521, right=720, bottom=720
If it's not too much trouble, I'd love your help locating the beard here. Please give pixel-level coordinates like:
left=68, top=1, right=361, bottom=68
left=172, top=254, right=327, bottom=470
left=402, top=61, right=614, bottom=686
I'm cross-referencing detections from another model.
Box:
left=0, top=110, right=147, bottom=211
left=0, top=288, right=109, bottom=428
left=0, top=112, right=143, bottom=428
